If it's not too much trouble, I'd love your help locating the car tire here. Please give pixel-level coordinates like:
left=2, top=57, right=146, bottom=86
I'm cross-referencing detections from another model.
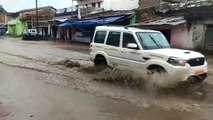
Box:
left=147, top=65, right=167, bottom=75
left=94, top=56, right=107, bottom=67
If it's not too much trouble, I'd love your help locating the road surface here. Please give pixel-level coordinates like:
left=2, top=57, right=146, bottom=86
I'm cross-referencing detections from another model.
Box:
left=0, top=37, right=212, bottom=120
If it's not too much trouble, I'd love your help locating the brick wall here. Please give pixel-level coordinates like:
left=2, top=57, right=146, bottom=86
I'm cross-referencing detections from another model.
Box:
left=139, top=0, right=161, bottom=9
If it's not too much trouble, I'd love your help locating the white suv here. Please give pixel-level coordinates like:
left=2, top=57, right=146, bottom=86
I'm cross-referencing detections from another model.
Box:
left=28, top=29, right=38, bottom=35
left=90, top=26, right=208, bottom=82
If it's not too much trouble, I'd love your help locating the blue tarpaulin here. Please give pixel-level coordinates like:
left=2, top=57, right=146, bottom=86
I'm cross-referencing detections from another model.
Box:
left=58, top=15, right=125, bottom=27
left=58, top=21, right=73, bottom=27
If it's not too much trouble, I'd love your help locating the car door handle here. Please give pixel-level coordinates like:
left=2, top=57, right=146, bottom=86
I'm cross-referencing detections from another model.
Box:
left=121, top=51, right=127, bottom=53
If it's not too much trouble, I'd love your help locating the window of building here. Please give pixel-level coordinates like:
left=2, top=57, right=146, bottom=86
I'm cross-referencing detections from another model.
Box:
left=66, top=6, right=77, bottom=12
left=56, top=8, right=66, bottom=14
left=94, top=31, right=106, bottom=44
left=106, top=32, right=121, bottom=47
left=98, top=2, right=101, bottom=8
left=123, top=33, right=138, bottom=49
left=92, top=3, right=96, bottom=7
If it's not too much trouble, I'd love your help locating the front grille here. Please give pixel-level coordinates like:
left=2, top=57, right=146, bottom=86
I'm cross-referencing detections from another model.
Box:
left=187, top=57, right=205, bottom=67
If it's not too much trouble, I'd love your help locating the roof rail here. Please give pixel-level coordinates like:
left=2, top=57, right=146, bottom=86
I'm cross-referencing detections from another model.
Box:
left=103, top=25, right=130, bottom=29
left=105, top=25, right=126, bottom=27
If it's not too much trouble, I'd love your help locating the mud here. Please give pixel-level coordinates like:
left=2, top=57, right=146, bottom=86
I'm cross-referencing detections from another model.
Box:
left=51, top=59, right=81, bottom=68
left=0, top=37, right=213, bottom=120
left=0, top=105, right=10, bottom=117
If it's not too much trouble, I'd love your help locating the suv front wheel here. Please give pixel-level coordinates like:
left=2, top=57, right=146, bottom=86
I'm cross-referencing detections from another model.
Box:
left=147, top=65, right=167, bottom=75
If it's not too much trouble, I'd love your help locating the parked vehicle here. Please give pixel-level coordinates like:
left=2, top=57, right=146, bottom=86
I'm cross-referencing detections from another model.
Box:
left=27, top=29, right=38, bottom=35
left=90, top=26, right=208, bottom=82
left=22, top=29, right=44, bottom=40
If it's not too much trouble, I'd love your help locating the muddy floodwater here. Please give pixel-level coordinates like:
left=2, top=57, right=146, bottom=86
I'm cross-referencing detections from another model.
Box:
left=0, top=37, right=212, bottom=120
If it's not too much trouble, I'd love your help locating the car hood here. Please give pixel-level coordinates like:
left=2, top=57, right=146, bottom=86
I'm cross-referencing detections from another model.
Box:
left=146, top=48, right=204, bottom=60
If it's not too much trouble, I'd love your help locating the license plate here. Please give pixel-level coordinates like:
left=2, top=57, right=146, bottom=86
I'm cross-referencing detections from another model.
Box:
left=195, top=69, right=205, bottom=75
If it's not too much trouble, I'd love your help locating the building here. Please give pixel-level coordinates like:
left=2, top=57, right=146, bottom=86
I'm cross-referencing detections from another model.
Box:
left=7, top=6, right=56, bottom=37
left=76, top=0, right=139, bottom=17
left=49, top=6, right=78, bottom=40
left=0, top=12, right=8, bottom=24
left=48, top=0, right=137, bottom=43
left=7, top=12, right=28, bottom=36
left=19, top=6, right=56, bottom=36
left=133, top=0, right=213, bottom=51
left=0, top=6, right=8, bottom=34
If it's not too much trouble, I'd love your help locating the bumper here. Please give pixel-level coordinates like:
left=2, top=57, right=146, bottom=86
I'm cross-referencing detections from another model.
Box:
left=187, top=73, right=208, bottom=83
left=170, top=62, right=208, bottom=82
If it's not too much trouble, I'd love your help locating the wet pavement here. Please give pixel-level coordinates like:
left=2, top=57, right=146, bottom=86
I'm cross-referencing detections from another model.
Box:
left=0, top=37, right=212, bottom=120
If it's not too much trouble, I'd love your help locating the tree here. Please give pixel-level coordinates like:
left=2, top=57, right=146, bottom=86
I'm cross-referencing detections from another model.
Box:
left=0, top=5, right=6, bottom=13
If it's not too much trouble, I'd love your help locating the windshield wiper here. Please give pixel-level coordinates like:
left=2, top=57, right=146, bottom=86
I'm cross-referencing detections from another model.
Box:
left=149, top=35, right=162, bottom=48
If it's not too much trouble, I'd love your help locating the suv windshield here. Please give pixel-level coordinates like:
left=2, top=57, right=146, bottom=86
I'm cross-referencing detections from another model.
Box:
left=136, top=32, right=170, bottom=50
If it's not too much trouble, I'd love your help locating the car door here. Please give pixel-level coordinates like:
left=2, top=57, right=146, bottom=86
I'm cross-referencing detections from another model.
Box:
left=104, top=31, right=121, bottom=65
left=118, top=32, right=146, bottom=67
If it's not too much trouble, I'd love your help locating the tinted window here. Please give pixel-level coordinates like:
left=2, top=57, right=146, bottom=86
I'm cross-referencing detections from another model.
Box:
left=106, top=32, right=121, bottom=47
left=94, top=31, right=106, bottom=44
left=123, top=33, right=137, bottom=48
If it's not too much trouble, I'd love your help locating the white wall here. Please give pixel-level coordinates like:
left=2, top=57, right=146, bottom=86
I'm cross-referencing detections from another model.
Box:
left=103, top=0, right=139, bottom=11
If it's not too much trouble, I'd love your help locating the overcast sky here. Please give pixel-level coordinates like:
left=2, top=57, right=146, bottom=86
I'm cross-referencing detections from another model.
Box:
left=0, top=0, right=77, bottom=12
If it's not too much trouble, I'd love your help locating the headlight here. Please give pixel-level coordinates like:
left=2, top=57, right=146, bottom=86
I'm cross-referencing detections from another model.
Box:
left=167, top=57, right=187, bottom=66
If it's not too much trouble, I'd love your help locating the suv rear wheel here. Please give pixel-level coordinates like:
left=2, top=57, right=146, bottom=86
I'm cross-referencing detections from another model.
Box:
left=94, top=55, right=107, bottom=67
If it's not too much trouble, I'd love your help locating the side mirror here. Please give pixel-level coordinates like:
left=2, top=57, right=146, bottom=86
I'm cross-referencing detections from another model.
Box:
left=127, top=43, right=138, bottom=49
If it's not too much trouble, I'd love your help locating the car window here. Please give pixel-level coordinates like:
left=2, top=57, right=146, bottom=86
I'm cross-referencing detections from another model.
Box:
left=123, top=33, right=138, bottom=49
left=106, top=31, right=121, bottom=47
left=94, top=31, right=106, bottom=44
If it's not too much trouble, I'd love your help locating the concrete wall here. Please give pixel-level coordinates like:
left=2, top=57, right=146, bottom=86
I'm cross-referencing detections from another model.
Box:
left=170, top=24, right=192, bottom=49
left=103, top=0, right=139, bottom=11
left=170, top=24, right=206, bottom=50
left=138, top=0, right=161, bottom=9
left=77, top=0, right=139, bottom=10
left=190, top=24, right=206, bottom=49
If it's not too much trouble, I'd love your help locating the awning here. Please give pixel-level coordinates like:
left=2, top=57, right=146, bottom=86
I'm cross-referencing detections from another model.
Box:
left=58, top=15, right=125, bottom=27
left=97, top=16, right=124, bottom=23
left=58, top=21, right=73, bottom=27
left=48, top=18, right=69, bottom=24
left=55, top=18, right=69, bottom=23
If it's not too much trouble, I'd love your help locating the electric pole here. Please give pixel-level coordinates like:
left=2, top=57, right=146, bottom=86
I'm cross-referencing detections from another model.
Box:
left=36, top=0, right=39, bottom=34
left=71, top=0, right=74, bottom=43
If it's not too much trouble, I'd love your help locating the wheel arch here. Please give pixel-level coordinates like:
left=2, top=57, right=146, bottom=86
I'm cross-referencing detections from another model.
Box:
left=94, top=53, right=109, bottom=65
left=147, top=64, right=167, bottom=72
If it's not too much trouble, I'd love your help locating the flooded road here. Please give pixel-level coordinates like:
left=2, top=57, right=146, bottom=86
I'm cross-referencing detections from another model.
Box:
left=0, top=37, right=212, bottom=120
left=0, top=64, right=211, bottom=120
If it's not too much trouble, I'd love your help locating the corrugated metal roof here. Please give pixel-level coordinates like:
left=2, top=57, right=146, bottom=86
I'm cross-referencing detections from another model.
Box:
left=132, top=16, right=186, bottom=26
